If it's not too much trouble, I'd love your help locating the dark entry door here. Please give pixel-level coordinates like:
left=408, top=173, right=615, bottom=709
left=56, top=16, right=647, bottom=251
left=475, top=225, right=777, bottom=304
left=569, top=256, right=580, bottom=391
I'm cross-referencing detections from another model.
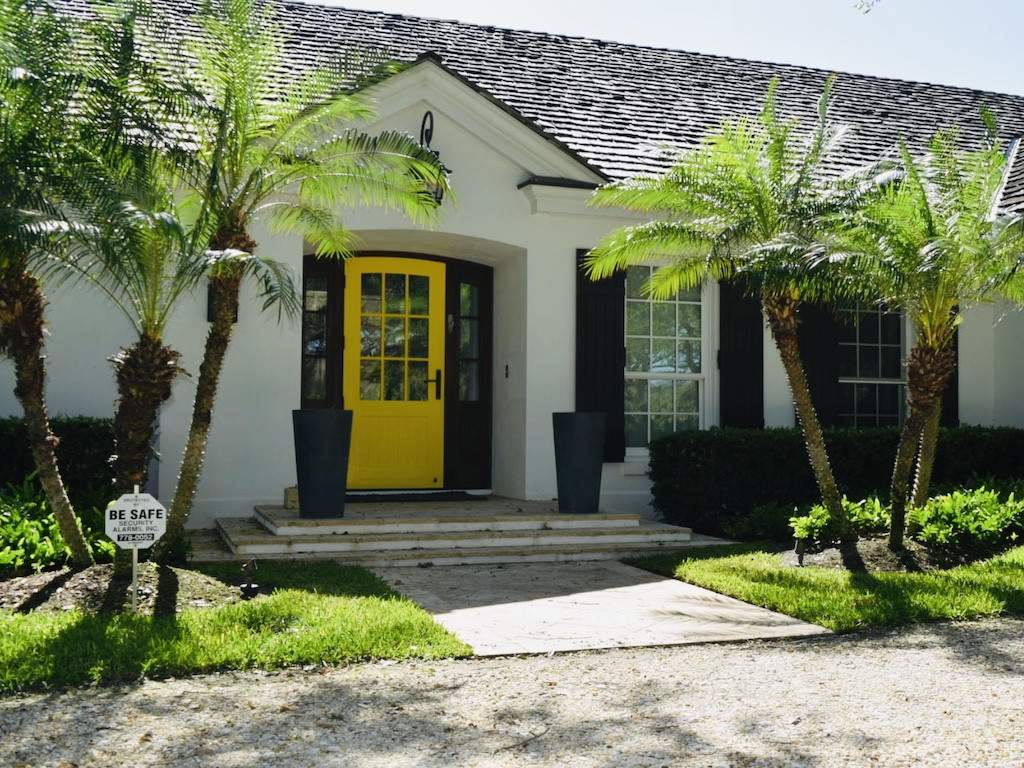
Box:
left=444, top=259, right=493, bottom=489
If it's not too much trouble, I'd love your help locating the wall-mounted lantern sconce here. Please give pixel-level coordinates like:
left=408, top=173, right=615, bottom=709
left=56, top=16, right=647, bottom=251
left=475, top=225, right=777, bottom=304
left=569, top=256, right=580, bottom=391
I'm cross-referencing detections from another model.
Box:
left=420, top=110, right=451, bottom=205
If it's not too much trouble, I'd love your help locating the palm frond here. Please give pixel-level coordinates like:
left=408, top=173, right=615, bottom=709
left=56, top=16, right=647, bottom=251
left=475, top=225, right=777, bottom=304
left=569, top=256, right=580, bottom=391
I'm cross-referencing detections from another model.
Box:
left=181, top=0, right=448, bottom=312
left=586, top=220, right=734, bottom=282
left=587, top=76, right=877, bottom=303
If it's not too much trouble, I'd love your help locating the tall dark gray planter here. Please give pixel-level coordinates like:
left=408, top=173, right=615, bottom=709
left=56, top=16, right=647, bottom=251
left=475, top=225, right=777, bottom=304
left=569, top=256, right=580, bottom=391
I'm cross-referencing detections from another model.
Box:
left=292, top=409, right=353, bottom=519
left=552, top=411, right=606, bottom=514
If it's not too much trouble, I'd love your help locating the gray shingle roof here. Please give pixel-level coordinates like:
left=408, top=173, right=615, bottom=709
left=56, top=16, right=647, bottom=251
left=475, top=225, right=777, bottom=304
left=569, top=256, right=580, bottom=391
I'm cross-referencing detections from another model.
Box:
left=55, top=0, right=1024, bottom=206
left=1000, top=140, right=1024, bottom=213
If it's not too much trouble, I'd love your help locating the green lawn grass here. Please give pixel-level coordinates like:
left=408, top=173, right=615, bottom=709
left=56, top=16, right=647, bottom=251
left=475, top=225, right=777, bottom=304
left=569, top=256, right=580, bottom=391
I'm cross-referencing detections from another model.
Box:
left=0, top=561, right=470, bottom=693
left=630, top=544, right=1024, bottom=633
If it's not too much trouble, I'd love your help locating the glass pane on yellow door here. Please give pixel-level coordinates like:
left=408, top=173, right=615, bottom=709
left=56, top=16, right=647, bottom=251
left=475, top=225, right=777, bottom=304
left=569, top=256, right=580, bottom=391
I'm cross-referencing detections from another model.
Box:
left=408, top=361, right=428, bottom=401
left=385, top=274, right=406, bottom=314
left=360, top=315, right=381, bottom=356
left=408, top=318, right=428, bottom=359
left=384, top=317, right=405, bottom=357
left=409, top=276, right=429, bottom=315
left=384, top=360, right=405, bottom=400
left=361, top=273, right=382, bottom=313
left=360, top=360, right=381, bottom=400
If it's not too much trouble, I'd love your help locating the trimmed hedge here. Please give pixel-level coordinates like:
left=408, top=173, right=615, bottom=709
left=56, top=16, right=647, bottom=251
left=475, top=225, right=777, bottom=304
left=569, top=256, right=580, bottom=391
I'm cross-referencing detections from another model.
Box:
left=0, top=417, right=113, bottom=502
left=650, top=426, right=1024, bottom=535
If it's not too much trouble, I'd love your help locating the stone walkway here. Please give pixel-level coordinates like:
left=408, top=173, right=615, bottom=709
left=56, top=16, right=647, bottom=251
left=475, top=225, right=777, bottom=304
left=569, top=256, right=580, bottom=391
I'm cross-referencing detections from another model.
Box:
left=3, top=620, right=1021, bottom=767
left=374, top=561, right=828, bottom=654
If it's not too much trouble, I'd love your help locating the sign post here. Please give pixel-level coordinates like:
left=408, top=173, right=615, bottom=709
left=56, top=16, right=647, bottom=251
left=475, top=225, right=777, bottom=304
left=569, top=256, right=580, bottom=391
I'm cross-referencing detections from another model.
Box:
left=105, top=485, right=167, bottom=613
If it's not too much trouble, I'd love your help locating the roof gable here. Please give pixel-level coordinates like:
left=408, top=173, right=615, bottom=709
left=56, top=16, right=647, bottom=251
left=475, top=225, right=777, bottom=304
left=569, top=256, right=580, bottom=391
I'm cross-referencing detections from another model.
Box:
left=364, top=54, right=607, bottom=183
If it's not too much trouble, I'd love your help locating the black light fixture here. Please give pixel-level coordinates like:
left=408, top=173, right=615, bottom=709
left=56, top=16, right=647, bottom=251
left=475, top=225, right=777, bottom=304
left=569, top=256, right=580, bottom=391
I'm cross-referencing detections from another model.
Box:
left=419, top=110, right=450, bottom=204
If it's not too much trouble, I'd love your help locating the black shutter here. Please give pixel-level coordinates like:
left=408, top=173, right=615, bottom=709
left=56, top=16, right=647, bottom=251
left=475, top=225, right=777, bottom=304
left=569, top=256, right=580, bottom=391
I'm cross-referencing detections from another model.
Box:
left=940, top=328, right=959, bottom=426
left=575, top=250, right=625, bottom=462
left=797, top=302, right=843, bottom=427
left=718, top=281, right=764, bottom=428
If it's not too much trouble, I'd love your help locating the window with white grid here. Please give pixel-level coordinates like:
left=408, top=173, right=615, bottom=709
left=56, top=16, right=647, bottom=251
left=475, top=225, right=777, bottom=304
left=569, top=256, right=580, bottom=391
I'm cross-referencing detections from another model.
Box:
left=623, top=266, right=704, bottom=448
left=837, top=304, right=906, bottom=427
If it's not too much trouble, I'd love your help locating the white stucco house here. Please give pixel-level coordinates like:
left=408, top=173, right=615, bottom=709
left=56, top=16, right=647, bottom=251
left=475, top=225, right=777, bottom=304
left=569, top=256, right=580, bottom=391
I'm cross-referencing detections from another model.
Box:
left=5, top=1, right=1024, bottom=535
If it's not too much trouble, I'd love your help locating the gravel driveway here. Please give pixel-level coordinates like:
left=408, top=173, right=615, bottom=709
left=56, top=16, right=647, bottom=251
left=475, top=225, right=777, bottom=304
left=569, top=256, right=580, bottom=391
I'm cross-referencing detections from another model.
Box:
left=2, top=619, right=1022, bottom=768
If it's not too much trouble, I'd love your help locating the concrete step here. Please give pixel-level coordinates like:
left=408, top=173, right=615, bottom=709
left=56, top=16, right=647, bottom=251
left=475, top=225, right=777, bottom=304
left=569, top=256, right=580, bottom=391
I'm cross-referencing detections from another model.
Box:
left=254, top=505, right=642, bottom=536
left=199, top=528, right=704, bottom=568
left=216, top=517, right=692, bottom=558
left=187, top=528, right=235, bottom=562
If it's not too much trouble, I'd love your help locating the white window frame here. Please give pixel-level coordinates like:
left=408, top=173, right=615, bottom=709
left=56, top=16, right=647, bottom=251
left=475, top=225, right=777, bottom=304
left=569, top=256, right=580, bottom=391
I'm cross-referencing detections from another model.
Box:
left=623, top=271, right=719, bottom=460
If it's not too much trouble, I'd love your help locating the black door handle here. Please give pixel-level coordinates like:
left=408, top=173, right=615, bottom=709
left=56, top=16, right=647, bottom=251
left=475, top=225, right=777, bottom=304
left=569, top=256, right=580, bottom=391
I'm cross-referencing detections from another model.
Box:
left=426, top=369, right=442, bottom=399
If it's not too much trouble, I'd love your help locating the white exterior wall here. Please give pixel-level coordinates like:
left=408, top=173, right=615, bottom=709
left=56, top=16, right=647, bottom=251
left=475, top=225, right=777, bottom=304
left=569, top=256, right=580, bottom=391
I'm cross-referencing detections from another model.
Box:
left=959, top=304, right=997, bottom=425
left=763, top=320, right=796, bottom=428
left=0, top=282, right=135, bottom=420
left=993, top=302, right=1024, bottom=427
left=959, top=300, right=1024, bottom=428
left=4, top=59, right=1024, bottom=528
left=155, top=223, right=305, bottom=523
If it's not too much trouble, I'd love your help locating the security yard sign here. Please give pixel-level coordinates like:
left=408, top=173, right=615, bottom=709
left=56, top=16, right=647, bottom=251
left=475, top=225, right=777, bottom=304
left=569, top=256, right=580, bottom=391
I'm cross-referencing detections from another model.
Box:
left=106, top=489, right=167, bottom=548
left=105, top=486, right=166, bottom=613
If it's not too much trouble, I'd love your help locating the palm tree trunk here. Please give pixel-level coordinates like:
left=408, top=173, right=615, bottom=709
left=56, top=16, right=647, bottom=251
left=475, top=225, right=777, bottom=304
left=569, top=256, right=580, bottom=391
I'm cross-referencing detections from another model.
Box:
left=110, top=334, right=182, bottom=575
left=160, top=226, right=253, bottom=561
left=763, top=293, right=852, bottom=541
left=888, top=404, right=928, bottom=550
left=889, top=342, right=955, bottom=550
left=911, top=402, right=942, bottom=508
left=111, top=335, right=183, bottom=491
left=0, top=258, right=93, bottom=568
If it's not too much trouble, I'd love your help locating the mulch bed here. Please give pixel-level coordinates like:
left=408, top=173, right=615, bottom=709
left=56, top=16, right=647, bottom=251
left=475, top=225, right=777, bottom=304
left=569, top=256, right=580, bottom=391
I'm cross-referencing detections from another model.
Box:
left=0, top=562, right=241, bottom=615
left=780, top=536, right=943, bottom=573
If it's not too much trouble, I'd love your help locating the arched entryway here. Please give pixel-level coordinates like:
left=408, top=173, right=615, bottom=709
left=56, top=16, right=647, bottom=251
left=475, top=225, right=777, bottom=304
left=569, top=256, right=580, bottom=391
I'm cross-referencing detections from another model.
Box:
left=299, top=250, right=493, bottom=491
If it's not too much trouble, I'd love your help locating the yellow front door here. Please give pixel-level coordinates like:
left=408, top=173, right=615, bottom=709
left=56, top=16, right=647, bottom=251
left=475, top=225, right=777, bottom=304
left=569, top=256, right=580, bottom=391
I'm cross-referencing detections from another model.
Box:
left=343, top=257, right=445, bottom=489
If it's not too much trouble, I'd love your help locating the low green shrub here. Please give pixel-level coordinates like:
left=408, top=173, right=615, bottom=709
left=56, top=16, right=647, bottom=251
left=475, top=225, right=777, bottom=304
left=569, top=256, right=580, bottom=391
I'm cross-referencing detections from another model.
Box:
left=788, top=487, right=1024, bottom=563
left=0, top=417, right=113, bottom=504
left=649, top=426, right=1024, bottom=534
left=789, top=496, right=891, bottom=550
left=909, top=489, right=1024, bottom=563
left=0, top=478, right=114, bottom=577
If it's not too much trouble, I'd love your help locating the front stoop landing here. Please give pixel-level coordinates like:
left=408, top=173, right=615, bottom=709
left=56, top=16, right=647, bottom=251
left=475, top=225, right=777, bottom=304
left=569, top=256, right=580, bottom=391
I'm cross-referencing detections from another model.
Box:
left=194, top=495, right=699, bottom=566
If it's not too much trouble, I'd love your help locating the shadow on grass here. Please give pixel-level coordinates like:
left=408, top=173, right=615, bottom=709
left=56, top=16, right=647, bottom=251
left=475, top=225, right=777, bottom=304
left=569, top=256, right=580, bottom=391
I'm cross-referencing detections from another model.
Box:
left=630, top=545, right=1024, bottom=637
left=0, top=560, right=467, bottom=693
left=194, top=559, right=397, bottom=599
left=0, top=610, right=187, bottom=692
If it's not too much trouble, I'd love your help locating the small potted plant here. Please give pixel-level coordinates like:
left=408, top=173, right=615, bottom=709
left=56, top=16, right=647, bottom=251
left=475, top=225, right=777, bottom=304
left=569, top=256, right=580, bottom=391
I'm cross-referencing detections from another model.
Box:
left=292, top=408, right=353, bottom=518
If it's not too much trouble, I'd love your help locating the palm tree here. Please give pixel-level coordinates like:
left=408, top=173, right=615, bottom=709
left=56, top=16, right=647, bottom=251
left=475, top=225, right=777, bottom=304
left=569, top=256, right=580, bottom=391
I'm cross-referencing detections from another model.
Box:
left=2, top=0, right=206, bottom=571
left=827, top=119, right=1024, bottom=549
left=54, top=150, right=206, bottom=573
left=71, top=1, right=213, bottom=490
left=157, top=0, right=450, bottom=556
left=0, top=0, right=93, bottom=566
left=586, top=77, right=896, bottom=540
left=61, top=152, right=207, bottom=486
